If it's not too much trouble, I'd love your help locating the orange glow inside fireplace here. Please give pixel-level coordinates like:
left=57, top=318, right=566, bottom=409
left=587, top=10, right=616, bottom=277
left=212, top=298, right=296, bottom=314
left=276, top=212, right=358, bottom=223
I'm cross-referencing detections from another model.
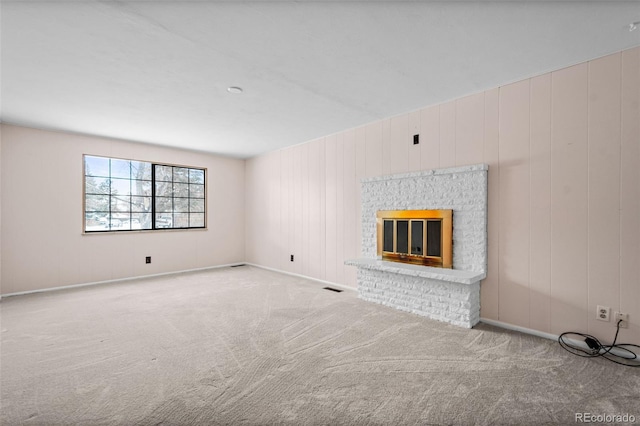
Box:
left=376, top=209, right=453, bottom=268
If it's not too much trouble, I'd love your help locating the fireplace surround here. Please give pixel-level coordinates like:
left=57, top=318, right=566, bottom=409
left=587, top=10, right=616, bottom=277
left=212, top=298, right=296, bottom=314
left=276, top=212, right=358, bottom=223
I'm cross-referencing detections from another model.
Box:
left=346, top=164, right=488, bottom=328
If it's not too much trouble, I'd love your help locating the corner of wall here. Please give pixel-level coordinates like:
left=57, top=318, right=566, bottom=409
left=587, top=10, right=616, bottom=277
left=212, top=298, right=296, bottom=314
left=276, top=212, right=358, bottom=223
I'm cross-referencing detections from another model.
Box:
left=240, top=156, right=247, bottom=263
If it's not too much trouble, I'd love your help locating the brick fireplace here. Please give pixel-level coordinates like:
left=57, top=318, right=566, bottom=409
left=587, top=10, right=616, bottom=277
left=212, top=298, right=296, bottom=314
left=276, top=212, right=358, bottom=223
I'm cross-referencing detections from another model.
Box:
left=346, top=164, right=488, bottom=328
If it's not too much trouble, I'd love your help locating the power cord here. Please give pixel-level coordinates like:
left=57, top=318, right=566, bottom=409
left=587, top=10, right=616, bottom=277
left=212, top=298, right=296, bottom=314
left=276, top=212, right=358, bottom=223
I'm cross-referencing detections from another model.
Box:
left=558, top=320, right=640, bottom=367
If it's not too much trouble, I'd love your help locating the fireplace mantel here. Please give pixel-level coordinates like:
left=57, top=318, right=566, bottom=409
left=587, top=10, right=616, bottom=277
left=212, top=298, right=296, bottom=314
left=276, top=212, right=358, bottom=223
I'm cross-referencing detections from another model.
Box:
left=345, top=258, right=486, bottom=285
left=346, top=164, right=488, bottom=328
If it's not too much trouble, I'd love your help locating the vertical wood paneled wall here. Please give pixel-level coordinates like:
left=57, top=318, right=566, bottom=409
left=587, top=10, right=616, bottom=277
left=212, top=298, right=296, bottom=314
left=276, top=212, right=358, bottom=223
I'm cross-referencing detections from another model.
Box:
left=245, top=48, right=640, bottom=344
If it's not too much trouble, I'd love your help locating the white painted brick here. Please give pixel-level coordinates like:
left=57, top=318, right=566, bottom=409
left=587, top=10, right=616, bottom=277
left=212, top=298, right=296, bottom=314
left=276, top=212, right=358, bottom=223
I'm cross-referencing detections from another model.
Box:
left=357, top=268, right=481, bottom=328
left=353, top=165, right=487, bottom=329
left=360, top=165, right=487, bottom=272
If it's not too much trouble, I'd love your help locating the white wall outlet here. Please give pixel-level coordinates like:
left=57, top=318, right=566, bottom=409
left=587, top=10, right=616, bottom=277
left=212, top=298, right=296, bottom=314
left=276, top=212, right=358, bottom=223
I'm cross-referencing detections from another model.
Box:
left=615, top=312, right=629, bottom=328
left=596, top=305, right=610, bottom=322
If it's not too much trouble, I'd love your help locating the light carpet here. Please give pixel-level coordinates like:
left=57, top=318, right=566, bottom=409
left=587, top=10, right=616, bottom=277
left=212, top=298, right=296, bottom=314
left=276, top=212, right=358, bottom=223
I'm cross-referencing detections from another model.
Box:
left=1, top=266, right=639, bottom=425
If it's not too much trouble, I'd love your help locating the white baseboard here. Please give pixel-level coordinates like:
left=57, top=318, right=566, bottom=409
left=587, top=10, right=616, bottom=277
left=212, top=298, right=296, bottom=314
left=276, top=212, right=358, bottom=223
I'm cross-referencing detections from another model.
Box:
left=480, top=317, right=636, bottom=359
left=479, top=318, right=559, bottom=341
left=238, top=270, right=629, bottom=357
left=0, top=262, right=245, bottom=299
left=0, top=262, right=354, bottom=299
left=245, top=263, right=357, bottom=293
left=3, top=267, right=634, bottom=362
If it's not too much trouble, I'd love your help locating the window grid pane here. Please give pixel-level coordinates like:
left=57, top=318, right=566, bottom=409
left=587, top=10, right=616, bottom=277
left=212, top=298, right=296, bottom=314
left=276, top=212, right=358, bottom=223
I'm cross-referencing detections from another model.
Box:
left=84, top=155, right=205, bottom=232
left=152, top=164, right=206, bottom=230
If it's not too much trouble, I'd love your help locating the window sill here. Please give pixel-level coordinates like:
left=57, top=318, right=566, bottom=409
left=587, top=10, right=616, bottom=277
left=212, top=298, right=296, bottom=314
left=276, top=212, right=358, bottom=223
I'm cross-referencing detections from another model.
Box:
left=82, top=227, right=208, bottom=235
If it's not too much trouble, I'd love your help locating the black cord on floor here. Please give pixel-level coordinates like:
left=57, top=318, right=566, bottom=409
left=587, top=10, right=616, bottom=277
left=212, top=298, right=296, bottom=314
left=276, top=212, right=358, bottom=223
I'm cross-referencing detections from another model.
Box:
left=558, top=320, right=640, bottom=367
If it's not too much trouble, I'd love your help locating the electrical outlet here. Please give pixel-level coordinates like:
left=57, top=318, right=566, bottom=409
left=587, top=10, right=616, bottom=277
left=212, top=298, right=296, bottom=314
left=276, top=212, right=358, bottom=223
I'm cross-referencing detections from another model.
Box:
left=615, top=312, right=629, bottom=328
left=290, top=254, right=294, bottom=262
left=596, top=305, right=610, bottom=322
left=145, top=256, right=151, bottom=264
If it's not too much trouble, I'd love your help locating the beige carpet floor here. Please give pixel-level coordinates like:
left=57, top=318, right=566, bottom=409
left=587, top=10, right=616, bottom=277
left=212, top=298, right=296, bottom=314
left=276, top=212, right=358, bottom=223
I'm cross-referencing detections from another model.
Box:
left=1, top=265, right=639, bottom=425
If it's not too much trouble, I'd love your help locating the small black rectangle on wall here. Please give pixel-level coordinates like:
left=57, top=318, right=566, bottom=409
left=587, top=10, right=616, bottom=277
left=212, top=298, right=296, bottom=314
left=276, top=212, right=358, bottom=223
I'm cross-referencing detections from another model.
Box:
left=413, top=134, right=419, bottom=145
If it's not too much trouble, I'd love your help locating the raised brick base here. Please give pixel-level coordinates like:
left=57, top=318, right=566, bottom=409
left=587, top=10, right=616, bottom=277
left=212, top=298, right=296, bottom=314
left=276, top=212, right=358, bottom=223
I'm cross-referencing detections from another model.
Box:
left=358, top=268, right=480, bottom=328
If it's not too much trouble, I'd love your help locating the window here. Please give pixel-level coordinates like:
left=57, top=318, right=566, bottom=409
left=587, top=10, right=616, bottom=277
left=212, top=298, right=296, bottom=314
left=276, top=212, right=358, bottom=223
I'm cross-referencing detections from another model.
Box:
left=84, top=155, right=206, bottom=232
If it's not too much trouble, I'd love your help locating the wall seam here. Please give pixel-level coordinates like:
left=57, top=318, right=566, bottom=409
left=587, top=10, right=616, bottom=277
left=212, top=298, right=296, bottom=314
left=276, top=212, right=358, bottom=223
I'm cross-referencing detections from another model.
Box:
left=618, top=52, right=624, bottom=314
left=438, top=106, right=442, bottom=168
left=528, top=78, right=533, bottom=329
left=586, top=62, right=592, bottom=333
left=497, top=87, right=502, bottom=322
left=549, top=72, right=555, bottom=334
left=453, top=102, right=457, bottom=167
left=546, top=76, right=552, bottom=333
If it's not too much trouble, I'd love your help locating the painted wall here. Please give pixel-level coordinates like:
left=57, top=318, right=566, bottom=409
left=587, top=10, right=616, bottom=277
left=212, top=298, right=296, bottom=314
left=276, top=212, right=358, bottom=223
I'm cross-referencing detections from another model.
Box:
left=0, top=124, right=245, bottom=295
left=245, top=47, right=640, bottom=345
left=0, top=126, right=3, bottom=295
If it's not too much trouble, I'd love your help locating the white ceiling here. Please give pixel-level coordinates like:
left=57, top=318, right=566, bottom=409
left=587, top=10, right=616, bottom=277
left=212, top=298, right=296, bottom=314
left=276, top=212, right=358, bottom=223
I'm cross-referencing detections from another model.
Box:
left=1, top=1, right=639, bottom=158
